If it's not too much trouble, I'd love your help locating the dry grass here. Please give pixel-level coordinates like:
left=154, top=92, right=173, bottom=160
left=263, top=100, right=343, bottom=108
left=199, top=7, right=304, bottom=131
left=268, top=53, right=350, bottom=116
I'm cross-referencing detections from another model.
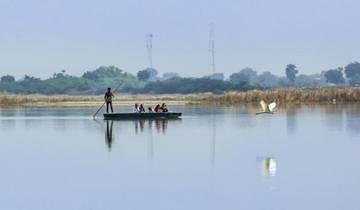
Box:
left=193, top=88, right=360, bottom=104
left=0, top=93, right=192, bottom=107
left=1, top=88, right=360, bottom=107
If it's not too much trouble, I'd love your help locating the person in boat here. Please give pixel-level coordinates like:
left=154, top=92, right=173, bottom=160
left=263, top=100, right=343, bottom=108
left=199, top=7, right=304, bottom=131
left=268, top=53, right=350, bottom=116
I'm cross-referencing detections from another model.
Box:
left=104, top=88, right=114, bottom=113
left=139, top=104, right=145, bottom=113
left=161, top=103, right=168, bottom=112
left=133, top=103, right=139, bottom=113
left=154, top=104, right=161, bottom=113
left=148, top=107, right=153, bottom=112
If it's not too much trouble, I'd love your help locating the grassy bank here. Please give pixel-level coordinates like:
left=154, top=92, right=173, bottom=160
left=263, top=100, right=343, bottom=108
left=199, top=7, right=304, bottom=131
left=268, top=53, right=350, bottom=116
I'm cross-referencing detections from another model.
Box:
left=1, top=88, right=360, bottom=106
left=194, top=88, right=360, bottom=104
left=0, top=93, right=192, bottom=107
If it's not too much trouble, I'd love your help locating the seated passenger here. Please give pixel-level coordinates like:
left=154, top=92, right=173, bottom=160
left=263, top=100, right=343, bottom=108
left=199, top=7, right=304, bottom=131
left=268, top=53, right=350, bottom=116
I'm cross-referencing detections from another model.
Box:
left=161, top=103, right=168, bottom=112
left=139, top=104, right=145, bottom=113
left=154, top=104, right=161, bottom=113
left=148, top=107, right=153, bottom=112
left=133, top=103, right=139, bottom=113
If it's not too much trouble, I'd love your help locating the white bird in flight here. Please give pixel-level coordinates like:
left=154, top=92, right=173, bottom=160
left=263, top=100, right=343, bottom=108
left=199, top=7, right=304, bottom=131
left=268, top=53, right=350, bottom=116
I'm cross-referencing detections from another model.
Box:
left=256, top=100, right=277, bottom=115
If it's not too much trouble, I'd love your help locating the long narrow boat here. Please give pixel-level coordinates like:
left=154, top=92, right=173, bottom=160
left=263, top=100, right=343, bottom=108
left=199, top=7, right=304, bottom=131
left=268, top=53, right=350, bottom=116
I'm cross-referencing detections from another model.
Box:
left=103, top=112, right=182, bottom=120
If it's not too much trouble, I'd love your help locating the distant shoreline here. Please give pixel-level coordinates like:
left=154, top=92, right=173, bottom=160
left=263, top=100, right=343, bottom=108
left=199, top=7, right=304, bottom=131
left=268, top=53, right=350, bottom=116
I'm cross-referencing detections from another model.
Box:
left=0, top=94, right=193, bottom=107
left=1, top=88, right=360, bottom=107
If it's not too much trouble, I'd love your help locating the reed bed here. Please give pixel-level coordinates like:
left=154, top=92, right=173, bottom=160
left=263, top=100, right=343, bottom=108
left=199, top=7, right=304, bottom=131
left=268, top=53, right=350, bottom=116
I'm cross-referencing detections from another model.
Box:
left=193, top=88, right=360, bottom=104
left=1, top=88, right=360, bottom=106
left=0, top=93, right=192, bottom=107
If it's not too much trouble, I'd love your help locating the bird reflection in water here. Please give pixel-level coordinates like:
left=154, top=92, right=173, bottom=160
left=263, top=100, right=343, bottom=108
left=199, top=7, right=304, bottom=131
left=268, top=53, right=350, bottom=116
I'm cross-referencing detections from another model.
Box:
left=258, top=157, right=277, bottom=177
left=105, top=120, right=114, bottom=152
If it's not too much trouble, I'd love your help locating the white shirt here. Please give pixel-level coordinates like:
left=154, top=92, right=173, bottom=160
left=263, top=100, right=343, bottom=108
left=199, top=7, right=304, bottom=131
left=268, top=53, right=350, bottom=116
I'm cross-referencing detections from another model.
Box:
left=133, top=107, right=139, bottom=113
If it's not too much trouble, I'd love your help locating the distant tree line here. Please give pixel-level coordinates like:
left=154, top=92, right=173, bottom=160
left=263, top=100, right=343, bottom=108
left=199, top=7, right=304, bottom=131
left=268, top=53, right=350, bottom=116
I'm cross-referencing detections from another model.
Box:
left=0, top=66, right=141, bottom=94
left=1, top=62, right=360, bottom=95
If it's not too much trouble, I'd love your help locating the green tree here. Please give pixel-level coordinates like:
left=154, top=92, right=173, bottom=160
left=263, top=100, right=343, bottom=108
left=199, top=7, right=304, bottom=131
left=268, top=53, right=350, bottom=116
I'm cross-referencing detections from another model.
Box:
left=239, top=68, right=257, bottom=83
left=230, top=72, right=250, bottom=84
left=256, top=71, right=279, bottom=88
left=285, top=64, right=299, bottom=83
left=0, top=75, right=15, bottom=83
left=349, top=74, right=360, bottom=86
left=324, top=68, right=345, bottom=84
left=137, top=70, right=151, bottom=81
left=137, top=68, right=158, bottom=82
left=229, top=68, right=257, bottom=84
left=137, top=77, right=252, bottom=94
left=82, top=66, right=123, bottom=81
left=344, top=62, right=360, bottom=78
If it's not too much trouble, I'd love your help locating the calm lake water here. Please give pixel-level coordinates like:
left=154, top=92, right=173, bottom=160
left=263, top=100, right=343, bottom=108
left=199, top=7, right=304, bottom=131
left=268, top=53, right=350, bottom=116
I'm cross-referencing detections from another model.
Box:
left=1, top=104, right=360, bottom=210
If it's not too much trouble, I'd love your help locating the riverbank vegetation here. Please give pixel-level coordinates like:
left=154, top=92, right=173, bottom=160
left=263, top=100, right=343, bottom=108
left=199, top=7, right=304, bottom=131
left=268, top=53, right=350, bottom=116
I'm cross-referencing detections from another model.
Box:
left=1, top=63, right=360, bottom=106
left=1, top=62, right=360, bottom=95
left=1, top=88, right=360, bottom=106
left=194, top=88, right=360, bottom=104
left=0, top=93, right=191, bottom=106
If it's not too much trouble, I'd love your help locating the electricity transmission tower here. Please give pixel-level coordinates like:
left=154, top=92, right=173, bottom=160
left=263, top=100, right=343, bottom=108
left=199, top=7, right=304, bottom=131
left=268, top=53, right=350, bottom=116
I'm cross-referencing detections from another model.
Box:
left=146, top=34, right=153, bottom=68
left=208, top=23, right=216, bottom=74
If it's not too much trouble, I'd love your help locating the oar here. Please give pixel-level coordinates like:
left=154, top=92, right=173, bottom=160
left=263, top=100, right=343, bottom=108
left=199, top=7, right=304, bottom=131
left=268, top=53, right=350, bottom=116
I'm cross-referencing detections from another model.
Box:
left=92, top=81, right=124, bottom=119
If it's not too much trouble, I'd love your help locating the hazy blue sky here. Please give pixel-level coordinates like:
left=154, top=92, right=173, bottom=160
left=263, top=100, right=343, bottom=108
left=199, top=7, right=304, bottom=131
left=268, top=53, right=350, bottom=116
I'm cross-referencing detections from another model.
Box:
left=0, top=0, right=359, bottom=78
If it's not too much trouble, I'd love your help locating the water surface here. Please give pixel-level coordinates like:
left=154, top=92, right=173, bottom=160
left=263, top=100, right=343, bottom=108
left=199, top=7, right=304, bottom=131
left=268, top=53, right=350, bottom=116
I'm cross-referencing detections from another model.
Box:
left=0, top=105, right=360, bottom=210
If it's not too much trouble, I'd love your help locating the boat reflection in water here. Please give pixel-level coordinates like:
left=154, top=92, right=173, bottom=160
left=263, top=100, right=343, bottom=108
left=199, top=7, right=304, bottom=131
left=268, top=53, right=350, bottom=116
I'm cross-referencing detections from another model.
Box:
left=257, top=157, right=277, bottom=177
left=104, top=119, right=176, bottom=152
left=134, top=119, right=168, bottom=135
left=105, top=120, right=114, bottom=152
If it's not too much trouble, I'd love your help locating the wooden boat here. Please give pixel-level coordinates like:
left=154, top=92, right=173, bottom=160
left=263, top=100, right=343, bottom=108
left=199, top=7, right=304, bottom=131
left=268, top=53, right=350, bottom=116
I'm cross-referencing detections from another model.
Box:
left=104, top=112, right=182, bottom=120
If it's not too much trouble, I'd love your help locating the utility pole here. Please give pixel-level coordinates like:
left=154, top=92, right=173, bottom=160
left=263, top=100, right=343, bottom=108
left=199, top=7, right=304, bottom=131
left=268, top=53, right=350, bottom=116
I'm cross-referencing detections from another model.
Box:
left=208, top=23, right=216, bottom=74
left=146, top=34, right=153, bottom=68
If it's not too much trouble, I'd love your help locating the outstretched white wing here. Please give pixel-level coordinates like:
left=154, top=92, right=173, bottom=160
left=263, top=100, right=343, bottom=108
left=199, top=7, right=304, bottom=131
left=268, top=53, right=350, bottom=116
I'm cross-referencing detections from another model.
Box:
left=268, top=102, right=276, bottom=112
left=260, top=100, right=268, bottom=112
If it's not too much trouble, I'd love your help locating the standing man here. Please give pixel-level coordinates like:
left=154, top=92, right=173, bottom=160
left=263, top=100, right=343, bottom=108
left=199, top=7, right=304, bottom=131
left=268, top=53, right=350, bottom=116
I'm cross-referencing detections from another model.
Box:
left=104, top=87, right=114, bottom=113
